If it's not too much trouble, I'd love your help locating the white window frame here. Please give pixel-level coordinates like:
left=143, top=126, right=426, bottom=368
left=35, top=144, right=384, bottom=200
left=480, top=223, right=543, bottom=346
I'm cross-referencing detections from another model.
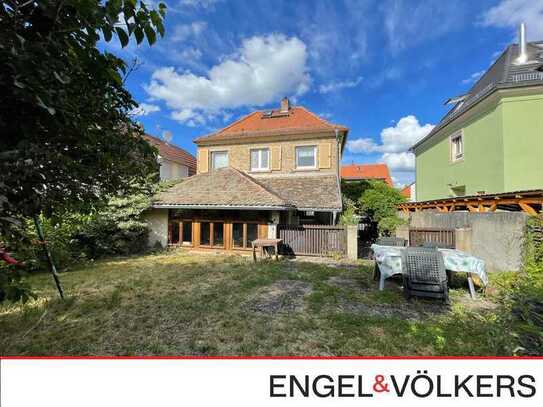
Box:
left=450, top=131, right=464, bottom=162
left=250, top=148, right=270, bottom=172
left=295, top=145, right=317, bottom=170
left=211, top=150, right=228, bottom=170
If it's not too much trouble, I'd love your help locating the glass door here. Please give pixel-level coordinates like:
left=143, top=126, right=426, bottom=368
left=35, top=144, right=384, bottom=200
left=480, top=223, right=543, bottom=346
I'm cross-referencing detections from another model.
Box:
left=181, top=221, right=192, bottom=246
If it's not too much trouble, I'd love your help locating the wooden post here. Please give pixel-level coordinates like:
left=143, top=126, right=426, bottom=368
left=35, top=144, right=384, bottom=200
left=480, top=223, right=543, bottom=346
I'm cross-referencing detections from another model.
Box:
left=33, top=216, right=64, bottom=300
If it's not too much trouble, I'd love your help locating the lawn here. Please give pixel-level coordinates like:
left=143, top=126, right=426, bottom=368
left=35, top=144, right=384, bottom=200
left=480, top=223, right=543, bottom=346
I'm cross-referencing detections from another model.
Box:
left=0, top=250, right=517, bottom=356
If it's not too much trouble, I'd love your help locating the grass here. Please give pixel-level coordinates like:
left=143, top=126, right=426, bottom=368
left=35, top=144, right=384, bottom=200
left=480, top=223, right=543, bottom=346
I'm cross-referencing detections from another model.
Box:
left=0, top=250, right=518, bottom=356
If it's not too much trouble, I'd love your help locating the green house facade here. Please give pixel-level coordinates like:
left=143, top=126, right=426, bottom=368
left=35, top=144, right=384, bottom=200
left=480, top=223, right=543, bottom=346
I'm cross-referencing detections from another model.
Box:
left=412, top=37, right=543, bottom=202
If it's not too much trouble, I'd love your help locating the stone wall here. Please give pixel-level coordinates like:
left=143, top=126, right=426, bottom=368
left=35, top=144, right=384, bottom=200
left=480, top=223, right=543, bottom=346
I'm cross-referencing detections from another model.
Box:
left=399, top=211, right=528, bottom=272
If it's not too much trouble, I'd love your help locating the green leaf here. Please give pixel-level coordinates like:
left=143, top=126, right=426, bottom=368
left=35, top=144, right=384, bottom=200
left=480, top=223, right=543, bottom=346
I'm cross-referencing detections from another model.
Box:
left=144, top=25, right=156, bottom=46
left=115, top=27, right=129, bottom=47
left=102, top=26, right=113, bottom=42
left=36, top=95, right=56, bottom=115
left=159, top=2, right=167, bottom=17
left=156, top=19, right=165, bottom=38
left=150, top=10, right=160, bottom=26
left=134, top=27, right=144, bottom=45
left=53, top=71, right=69, bottom=85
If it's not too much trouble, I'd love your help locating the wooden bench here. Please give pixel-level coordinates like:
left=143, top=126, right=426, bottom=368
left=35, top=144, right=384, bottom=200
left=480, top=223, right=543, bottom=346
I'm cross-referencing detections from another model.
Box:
left=251, top=239, right=282, bottom=262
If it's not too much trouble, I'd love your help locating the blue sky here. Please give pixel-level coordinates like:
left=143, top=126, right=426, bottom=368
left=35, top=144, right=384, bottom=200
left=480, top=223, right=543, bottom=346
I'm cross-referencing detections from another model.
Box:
left=103, top=0, right=543, bottom=186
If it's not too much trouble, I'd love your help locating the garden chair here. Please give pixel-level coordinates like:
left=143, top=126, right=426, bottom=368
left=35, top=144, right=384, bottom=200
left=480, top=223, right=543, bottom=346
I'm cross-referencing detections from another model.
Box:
left=376, top=236, right=407, bottom=246
left=401, top=247, right=449, bottom=304
left=422, top=241, right=455, bottom=249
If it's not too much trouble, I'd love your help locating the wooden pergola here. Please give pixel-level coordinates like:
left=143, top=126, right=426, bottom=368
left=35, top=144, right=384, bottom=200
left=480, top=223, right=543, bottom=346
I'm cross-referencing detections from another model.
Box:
left=399, top=189, right=543, bottom=215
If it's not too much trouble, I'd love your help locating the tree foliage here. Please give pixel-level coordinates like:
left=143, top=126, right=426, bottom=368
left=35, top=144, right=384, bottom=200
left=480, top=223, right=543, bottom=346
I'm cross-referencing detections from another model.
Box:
left=0, top=0, right=167, bottom=302
left=358, top=180, right=406, bottom=235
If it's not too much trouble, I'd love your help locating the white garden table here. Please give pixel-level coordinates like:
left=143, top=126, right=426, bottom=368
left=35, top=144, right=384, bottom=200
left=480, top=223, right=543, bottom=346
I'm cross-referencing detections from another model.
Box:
left=371, top=244, right=488, bottom=299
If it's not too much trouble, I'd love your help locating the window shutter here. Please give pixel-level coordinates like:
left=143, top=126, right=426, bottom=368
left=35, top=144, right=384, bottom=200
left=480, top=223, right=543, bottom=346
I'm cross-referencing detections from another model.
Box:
left=319, top=142, right=331, bottom=169
left=198, top=148, right=209, bottom=173
left=271, top=146, right=281, bottom=170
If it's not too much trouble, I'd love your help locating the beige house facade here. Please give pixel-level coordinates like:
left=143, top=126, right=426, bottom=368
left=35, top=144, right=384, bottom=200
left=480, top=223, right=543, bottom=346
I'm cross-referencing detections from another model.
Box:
left=147, top=98, right=348, bottom=251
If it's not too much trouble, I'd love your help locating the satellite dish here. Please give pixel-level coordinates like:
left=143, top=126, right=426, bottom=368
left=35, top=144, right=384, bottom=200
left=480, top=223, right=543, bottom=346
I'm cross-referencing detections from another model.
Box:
left=162, top=130, right=173, bottom=143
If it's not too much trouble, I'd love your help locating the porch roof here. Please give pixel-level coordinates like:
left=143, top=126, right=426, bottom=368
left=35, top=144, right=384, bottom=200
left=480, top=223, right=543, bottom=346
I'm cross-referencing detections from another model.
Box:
left=153, top=167, right=291, bottom=210
left=152, top=168, right=342, bottom=212
left=258, top=175, right=342, bottom=211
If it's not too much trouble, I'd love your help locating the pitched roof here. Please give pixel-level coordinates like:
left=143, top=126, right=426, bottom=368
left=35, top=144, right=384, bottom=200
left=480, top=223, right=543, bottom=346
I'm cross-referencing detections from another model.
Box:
left=144, top=134, right=197, bottom=175
left=341, top=164, right=393, bottom=186
left=153, top=169, right=342, bottom=211
left=258, top=174, right=342, bottom=210
left=413, top=40, right=543, bottom=150
left=194, top=106, right=348, bottom=144
left=400, top=183, right=413, bottom=198
left=153, top=167, right=290, bottom=209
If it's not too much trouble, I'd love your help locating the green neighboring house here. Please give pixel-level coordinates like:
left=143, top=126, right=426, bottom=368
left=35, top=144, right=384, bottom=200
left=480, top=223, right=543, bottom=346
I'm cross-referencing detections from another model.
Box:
left=412, top=28, right=543, bottom=201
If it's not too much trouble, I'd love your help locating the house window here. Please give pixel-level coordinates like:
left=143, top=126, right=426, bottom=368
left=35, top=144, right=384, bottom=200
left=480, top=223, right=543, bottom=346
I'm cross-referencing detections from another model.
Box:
left=295, top=145, right=317, bottom=169
left=211, top=151, right=228, bottom=169
left=250, top=148, right=270, bottom=171
left=450, top=131, right=463, bottom=162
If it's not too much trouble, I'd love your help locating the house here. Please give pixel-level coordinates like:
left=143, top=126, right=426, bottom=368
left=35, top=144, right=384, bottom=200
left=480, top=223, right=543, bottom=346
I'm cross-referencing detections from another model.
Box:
left=400, top=183, right=416, bottom=202
left=341, top=163, right=393, bottom=186
left=145, top=97, right=348, bottom=250
left=411, top=24, right=543, bottom=202
left=144, top=134, right=196, bottom=181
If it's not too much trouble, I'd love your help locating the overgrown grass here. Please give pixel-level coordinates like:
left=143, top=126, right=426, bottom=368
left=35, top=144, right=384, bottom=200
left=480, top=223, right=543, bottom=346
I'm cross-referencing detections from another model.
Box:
left=0, top=250, right=519, bottom=356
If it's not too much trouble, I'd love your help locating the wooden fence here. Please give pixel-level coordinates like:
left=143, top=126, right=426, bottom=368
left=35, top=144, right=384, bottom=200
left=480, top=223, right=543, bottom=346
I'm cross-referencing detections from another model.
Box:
left=409, top=228, right=456, bottom=249
left=278, top=224, right=347, bottom=256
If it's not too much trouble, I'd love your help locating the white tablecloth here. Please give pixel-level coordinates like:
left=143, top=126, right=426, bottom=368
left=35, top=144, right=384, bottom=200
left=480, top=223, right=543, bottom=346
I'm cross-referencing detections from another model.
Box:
left=371, top=244, right=488, bottom=286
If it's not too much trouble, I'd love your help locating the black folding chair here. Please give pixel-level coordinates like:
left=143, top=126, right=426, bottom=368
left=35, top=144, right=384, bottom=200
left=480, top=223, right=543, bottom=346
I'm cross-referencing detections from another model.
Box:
left=401, top=247, right=449, bottom=304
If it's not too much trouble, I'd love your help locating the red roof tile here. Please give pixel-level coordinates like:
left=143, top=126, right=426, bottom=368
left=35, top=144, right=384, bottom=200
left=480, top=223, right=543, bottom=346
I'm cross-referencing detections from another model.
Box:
left=341, top=163, right=393, bottom=186
left=144, top=134, right=196, bottom=175
left=400, top=184, right=412, bottom=198
left=194, top=106, right=348, bottom=144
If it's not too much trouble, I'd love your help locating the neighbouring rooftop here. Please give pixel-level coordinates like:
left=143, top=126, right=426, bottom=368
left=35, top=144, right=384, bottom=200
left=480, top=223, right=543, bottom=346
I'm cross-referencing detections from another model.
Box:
left=412, top=37, right=543, bottom=150
left=144, top=134, right=197, bottom=174
left=341, top=163, right=393, bottom=186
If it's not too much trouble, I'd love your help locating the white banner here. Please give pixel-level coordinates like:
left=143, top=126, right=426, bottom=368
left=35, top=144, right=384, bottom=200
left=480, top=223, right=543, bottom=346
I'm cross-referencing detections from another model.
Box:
left=1, top=358, right=542, bottom=406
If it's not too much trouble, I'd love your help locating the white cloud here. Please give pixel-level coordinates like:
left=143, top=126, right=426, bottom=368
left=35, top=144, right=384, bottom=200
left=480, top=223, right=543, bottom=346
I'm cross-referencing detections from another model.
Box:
left=179, top=0, right=221, bottom=8
left=145, top=34, right=310, bottom=126
left=346, top=138, right=379, bottom=153
left=481, top=0, right=543, bottom=40
left=170, top=21, right=207, bottom=43
left=382, top=152, right=415, bottom=172
left=383, top=0, right=467, bottom=54
left=129, top=103, right=161, bottom=116
left=318, top=76, right=363, bottom=94
left=347, top=115, right=434, bottom=155
left=461, top=70, right=485, bottom=85
left=346, top=115, right=434, bottom=185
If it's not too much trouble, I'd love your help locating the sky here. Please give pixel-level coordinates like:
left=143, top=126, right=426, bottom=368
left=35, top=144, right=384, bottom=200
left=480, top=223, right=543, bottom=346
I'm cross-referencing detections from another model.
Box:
left=102, top=0, right=543, bottom=187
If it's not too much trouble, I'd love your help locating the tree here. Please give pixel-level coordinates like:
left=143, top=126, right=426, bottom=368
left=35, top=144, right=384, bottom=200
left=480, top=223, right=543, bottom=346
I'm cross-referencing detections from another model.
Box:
left=0, top=0, right=167, bottom=302
left=358, top=181, right=406, bottom=236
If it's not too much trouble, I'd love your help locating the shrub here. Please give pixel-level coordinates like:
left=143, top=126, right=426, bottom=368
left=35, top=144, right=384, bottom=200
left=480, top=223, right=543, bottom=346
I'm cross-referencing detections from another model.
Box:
left=339, top=199, right=359, bottom=226
left=500, top=215, right=543, bottom=355
left=358, top=181, right=406, bottom=235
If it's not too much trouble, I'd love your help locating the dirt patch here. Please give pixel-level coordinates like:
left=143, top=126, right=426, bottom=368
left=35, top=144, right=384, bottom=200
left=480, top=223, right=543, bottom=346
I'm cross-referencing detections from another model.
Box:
left=327, top=276, right=364, bottom=291
left=245, top=280, right=312, bottom=315
left=334, top=299, right=449, bottom=321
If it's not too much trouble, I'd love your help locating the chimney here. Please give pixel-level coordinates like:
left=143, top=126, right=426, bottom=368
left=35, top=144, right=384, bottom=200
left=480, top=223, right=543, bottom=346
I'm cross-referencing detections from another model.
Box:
left=280, top=97, right=290, bottom=113
left=517, top=23, right=528, bottom=64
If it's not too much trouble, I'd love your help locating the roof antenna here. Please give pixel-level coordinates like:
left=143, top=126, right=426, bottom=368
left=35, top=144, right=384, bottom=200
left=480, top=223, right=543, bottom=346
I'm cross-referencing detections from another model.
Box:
left=516, top=23, right=528, bottom=64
